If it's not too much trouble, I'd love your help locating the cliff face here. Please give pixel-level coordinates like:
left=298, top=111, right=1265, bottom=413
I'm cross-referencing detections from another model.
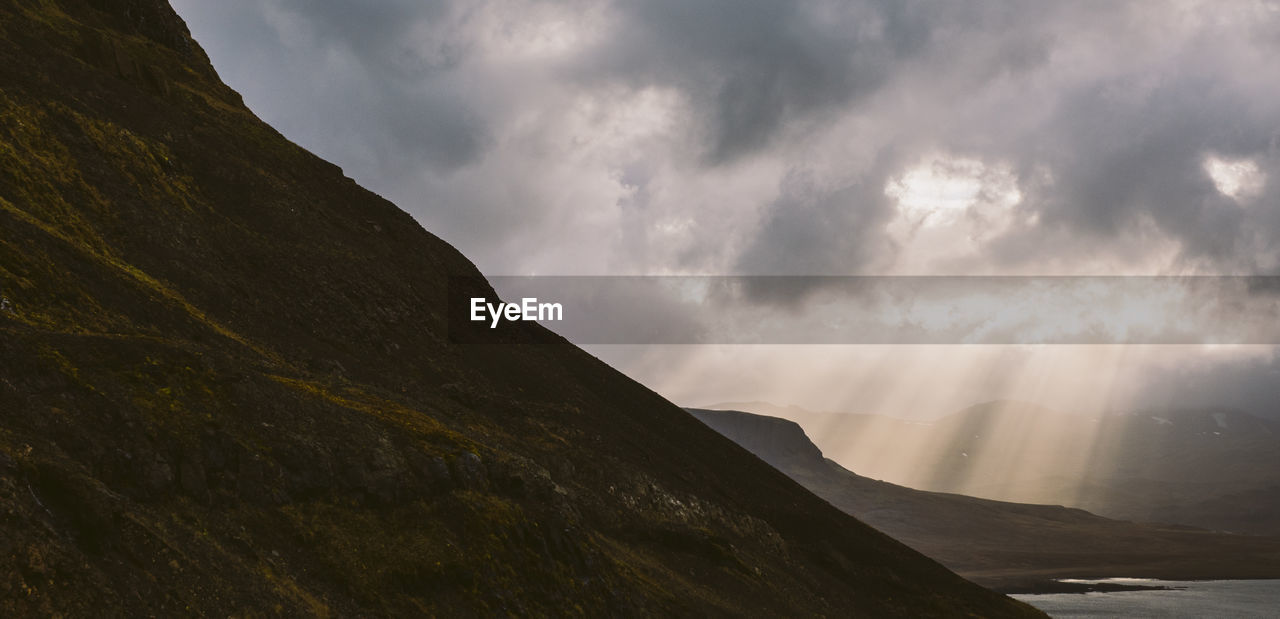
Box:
left=0, top=1, right=1039, bottom=616
left=689, top=409, right=826, bottom=467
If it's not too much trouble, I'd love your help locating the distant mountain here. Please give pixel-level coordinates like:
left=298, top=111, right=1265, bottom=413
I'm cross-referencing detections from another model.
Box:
left=711, top=400, right=1280, bottom=535
left=0, top=2, right=1038, bottom=616
left=689, top=408, right=1280, bottom=592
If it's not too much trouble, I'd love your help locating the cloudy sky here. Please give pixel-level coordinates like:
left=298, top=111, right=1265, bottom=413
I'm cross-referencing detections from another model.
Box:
left=171, top=0, right=1280, bottom=418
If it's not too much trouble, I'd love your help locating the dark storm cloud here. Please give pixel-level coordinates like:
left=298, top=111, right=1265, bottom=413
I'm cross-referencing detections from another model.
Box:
left=565, top=1, right=998, bottom=279
left=578, top=0, right=1048, bottom=164
left=731, top=164, right=902, bottom=305
left=174, top=0, right=1068, bottom=277
left=581, top=0, right=889, bottom=164
left=173, top=0, right=1280, bottom=277
left=275, top=0, right=490, bottom=171
left=174, top=0, right=486, bottom=174
left=369, top=83, right=489, bottom=171
left=986, top=69, right=1280, bottom=272
left=273, top=0, right=457, bottom=78
left=572, top=0, right=1065, bottom=281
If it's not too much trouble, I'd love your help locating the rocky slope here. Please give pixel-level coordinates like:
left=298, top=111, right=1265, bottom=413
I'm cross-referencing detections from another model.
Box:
left=0, top=0, right=1040, bottom=615
left=690, top=408, right=1280, bottom=592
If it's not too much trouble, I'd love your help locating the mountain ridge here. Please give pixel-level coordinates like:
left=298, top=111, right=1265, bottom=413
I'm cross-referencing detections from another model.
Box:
left=705, top=399, right=1280, bottom=535
left=689, top=407, right=1280, bottom=592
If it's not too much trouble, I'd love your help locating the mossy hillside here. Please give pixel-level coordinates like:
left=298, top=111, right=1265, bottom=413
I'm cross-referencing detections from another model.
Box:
left=4, top=314, right=823, bottom=615
left=0, top=1, right=1042, bottom=616
left=2, top=331, right=604, bottom=616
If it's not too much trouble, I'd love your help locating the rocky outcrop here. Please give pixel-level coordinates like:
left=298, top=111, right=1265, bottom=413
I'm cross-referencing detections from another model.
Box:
left=689, top=408, right=826, bottom=468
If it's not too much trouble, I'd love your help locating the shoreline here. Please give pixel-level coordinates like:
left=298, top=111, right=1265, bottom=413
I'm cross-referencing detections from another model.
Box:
left=1000, top=580, right=1182, bottom=595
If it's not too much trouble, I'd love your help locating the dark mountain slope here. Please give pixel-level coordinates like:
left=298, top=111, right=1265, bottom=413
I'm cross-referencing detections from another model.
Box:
left=689, top=408, right=1280, bottom=592
left=0, top=1, right=1038, bottom=615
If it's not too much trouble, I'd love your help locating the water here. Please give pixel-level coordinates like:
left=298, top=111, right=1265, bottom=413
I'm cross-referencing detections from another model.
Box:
left=1012, top=579, right=1280, bottom=618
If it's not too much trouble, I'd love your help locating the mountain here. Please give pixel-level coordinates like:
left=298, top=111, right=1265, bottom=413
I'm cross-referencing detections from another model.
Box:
left=689, top=408, right=1280, bottom=592
left=0, top=1, right=1040, bottom=615
left=712, top=400, right=1280, bottom=535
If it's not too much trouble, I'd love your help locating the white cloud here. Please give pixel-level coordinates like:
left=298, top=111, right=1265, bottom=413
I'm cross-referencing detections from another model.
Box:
left=1204, top=154, right=1266, bottom=202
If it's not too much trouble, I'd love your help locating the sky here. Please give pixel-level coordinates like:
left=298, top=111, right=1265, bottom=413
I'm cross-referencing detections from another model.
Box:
left=171, top=0, right=1280, bottom=419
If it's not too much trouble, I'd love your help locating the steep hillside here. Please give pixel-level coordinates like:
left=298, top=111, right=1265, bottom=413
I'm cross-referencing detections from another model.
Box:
left=0, top=0, right=1040, bottom=615
left=690, top=408, right=1280, bottom=592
